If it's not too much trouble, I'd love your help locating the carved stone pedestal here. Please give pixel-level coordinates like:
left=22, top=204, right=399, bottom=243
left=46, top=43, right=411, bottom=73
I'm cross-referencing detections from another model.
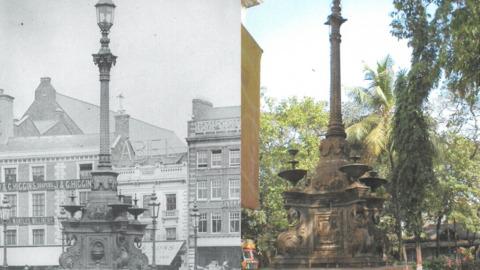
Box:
left=59, top=171, right=149, bottom=269
left=271, top=136, right=394, bottom=269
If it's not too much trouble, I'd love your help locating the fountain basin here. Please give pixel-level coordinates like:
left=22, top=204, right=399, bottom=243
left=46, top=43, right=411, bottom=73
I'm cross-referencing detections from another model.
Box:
left=338, top=163, right=372, bottom=179
left=359, top=177, right=387, bottom=192
left=278, top=169, right=307, bottom=187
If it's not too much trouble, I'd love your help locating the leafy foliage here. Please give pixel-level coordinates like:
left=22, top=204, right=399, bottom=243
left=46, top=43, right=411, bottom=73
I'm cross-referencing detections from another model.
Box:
left=391, top=0, right=480, bottom=100
left=391, top=0, right=440, bottom=245
left=345, top=55, right=407, bottom=167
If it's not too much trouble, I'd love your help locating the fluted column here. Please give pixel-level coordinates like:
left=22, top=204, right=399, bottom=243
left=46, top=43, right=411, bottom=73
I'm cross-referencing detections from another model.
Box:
left=93, top=30, right=117, bottom=170
left=325, top=0, right=347, bottom=138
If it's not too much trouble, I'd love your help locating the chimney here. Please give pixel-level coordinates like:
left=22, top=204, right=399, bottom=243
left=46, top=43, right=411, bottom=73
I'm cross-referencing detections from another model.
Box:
left=0, top=89, right=15, bottom=143
left=192, top=99, right=213, bottom=119
left=55, top=108, right=64, bottom=122
left=35, top=77, right=56, bottom=101
left=114, top=113, right=130, bottom=138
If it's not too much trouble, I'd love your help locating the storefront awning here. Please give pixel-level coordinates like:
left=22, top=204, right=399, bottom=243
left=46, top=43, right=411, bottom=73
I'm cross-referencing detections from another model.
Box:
left=141, top=240, right=185, bottom=265
left=1, top=246, right=62, bottom=266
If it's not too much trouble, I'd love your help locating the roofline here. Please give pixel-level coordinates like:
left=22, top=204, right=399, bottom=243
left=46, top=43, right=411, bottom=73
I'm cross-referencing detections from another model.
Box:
left=185, top=134, right=241, bottom=142
left=209, top=105, right=241, bottom=109
left=56, top=93, right=176, bottom=134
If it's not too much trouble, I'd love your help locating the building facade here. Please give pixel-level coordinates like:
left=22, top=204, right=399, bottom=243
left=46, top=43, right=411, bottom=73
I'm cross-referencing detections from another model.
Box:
left=0, top=78, right=189, bottom=269
left=186, top=99, right=241, bottom=269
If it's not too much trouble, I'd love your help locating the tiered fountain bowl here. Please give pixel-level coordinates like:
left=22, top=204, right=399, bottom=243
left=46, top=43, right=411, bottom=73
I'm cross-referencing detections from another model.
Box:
left=359, top=171, right=387, bottom=192
left=278, top=149, right=307, bottom=190
left=108, top=191, right=133, bottom=221
left=127, top=195, right=147, bottom=223
left=60, top=191, right=84, bottom=220
left=338, top=156, right=372, bottom=184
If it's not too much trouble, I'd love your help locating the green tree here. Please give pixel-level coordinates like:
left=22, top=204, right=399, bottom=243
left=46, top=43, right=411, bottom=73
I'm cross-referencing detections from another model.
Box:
left=242, top=95, right=329, bottom=266
left=391, top=0, right=480, bottom=100
left=427, top=90, right=480, bottom=258
left=391, top=2, right=442, bottom=269
left=434, top=0, right=480, bottom=100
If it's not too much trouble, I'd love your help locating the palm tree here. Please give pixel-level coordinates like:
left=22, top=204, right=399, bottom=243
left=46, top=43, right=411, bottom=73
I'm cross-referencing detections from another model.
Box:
left=345, top=55, right=410, bottom=262
left=345, top=55, right=405, bottom=167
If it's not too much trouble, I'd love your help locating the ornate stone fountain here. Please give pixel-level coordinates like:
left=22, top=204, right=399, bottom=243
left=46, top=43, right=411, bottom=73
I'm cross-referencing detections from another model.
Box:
left=58, top=1, right=149, bottom=268
left=59, top=183, right=149, bottom=269
left=271, top=0, right=395, bottom=268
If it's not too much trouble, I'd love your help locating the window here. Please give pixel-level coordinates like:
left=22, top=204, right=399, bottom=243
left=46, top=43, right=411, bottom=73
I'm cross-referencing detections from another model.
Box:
left=79, top=191, right=89, bottom=205
left=166, top=228, right=176, bottom=240
left=79, top=164, right=93, bottom=180
left=230, top=212, right=240, bottom=233
left=211, top=150, right=222, bottom=167
left=197, top=151, right=207, bottom=168
left=199, top=213, right=207, bottom=233
left=211, top=180, right=221, bottom=199
left=229, top=180, right=240, bottom=199
left=143, top=195, right=151, bottom=217
left=6, top=230, right=16, bottom=246
left=32, top=229, right=45, bottom=245
left=229, top=149, right=240, bottom=166
left=123, top=196, right=132, bottom=205
left=212, top=212, right=221, bottom=233
left=31, top=166, right=45, bottom=182
left=197, top=181, right=207, bottom=200
left=165, top=194, right=176, bottom=210
left=4, top=194, right=17, bottom=217
left=32, top=194, right=45, bottom=216
left=4, top=168, right=16, bottom=183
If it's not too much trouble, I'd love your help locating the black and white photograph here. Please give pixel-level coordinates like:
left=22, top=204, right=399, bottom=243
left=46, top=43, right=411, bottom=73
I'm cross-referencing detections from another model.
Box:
left=0, top=0, right=244, bottom=269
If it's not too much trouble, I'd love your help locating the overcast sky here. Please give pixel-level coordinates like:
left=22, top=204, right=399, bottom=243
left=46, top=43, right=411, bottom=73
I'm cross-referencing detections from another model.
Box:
left=244, top=0, right=412, bottom=103
left=0, top=0, right=240, bottom=142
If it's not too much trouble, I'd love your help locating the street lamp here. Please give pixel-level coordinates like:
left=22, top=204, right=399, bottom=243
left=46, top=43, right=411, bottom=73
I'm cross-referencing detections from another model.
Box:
left=190, top=201, right=200, bottom=270
left=1, top=196, right=11, bottom=270
left=148, top=188, right=161, bottom=270
left=95, top=0, right=116, bottom=32
left=58, top=207, right=67, bottom=253
left=93, top=0, right=117, bottom=170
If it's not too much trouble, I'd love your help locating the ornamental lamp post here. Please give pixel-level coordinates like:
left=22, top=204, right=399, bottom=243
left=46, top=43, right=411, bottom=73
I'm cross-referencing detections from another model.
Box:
left=93, top=0, right=117, bottom=170
left=1, top=196, right=11, bottom=270
left=58, top=207, right=67, bottom=253
left=148, top=188, right=161, bottom=270
left=190, top=201, right=200, bottom=270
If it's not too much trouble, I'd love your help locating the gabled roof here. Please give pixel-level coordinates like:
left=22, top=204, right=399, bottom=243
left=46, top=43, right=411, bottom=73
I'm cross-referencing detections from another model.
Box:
left=33, top=120, right=59, bottom=134
left=55, top=93, right=187, bottom=153
left=11, top=78, right=186, bottom=155
left=0, top=134, right=99, bottom=153
left=405, top=223, right=480, bottom=243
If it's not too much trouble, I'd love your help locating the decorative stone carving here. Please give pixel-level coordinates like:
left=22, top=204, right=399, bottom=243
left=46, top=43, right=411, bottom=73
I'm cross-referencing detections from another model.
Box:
left=90, top=239, right=106, bottom=265
left=275, top=208, right=308, bottom=256
left=91, top=175, right=118, bottom=191
left=347, top=204, right=372, bottom=257
left=315, top=214, right=340, bottom=251
left=93, top=224, right=103, bottom=232
left=59, top=234, right=82, bottom=269
left=127, top=235, right=149, bottom=270
left=89, top=205, right=107, bottom=220
left=112, top=235, right=129, bottom=270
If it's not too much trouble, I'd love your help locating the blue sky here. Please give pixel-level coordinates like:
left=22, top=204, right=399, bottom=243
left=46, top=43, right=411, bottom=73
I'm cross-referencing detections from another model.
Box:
left=244, top=0, right=412, bottom=103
